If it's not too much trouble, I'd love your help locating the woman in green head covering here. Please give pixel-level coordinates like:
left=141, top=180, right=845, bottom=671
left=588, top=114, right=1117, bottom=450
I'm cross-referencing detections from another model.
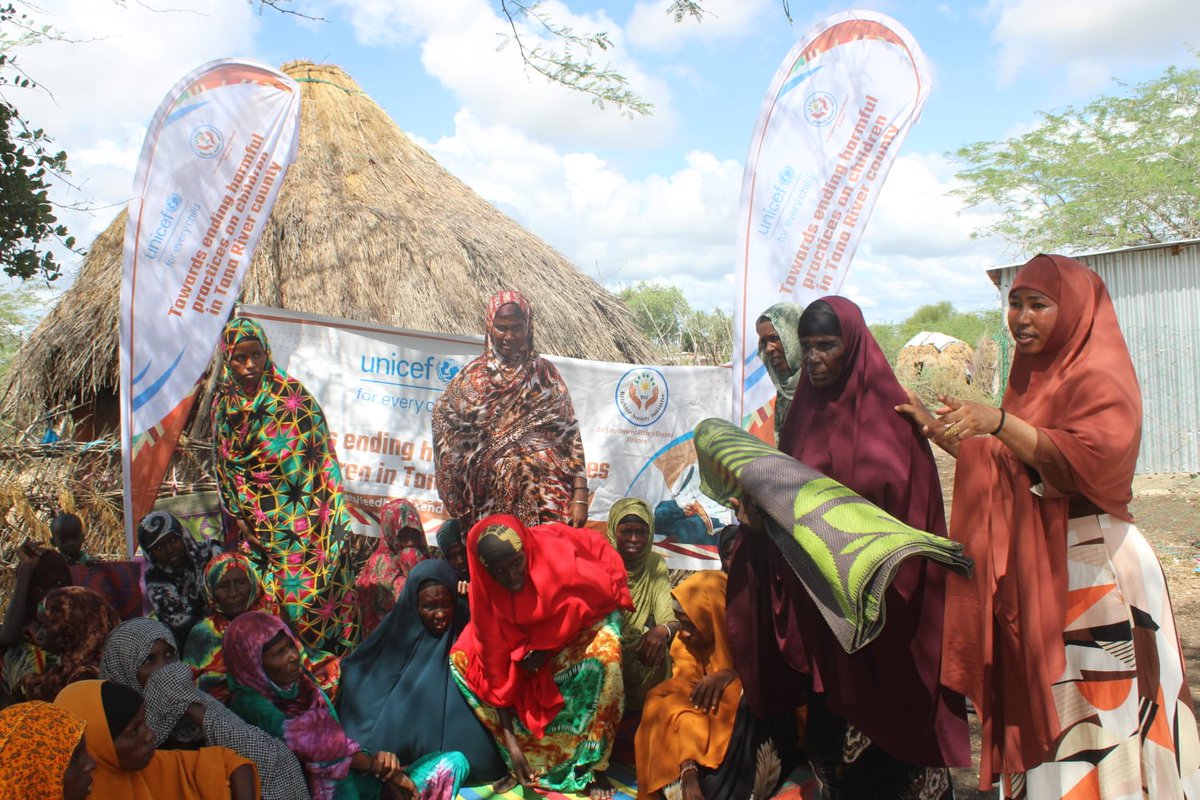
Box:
left=605, top=497, right=676, bottom=713
left=755, top=302, right=805, bottom=444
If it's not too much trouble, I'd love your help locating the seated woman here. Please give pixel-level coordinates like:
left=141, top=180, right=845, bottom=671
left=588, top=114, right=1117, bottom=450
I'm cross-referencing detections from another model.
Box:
left=636, top=570, right=798, bottom=800
left=22, top=587, right=119, bottom=702
left=605, top=498, right=675, bottom=714
left=224, top=611, right=440, bottom=800
left=435, top=519, right=469, bottom=593
left=138, top=511, right=222, bottom=650
left=0, top=542, right=71, bottom=703
left=449, top=514, right=632, bottom=800
left=0, top=700, right=95, bottom=800
left=340, top=559, right=499, bottom=787
left=101, top=617, right=310, bottom=800
left=183, top=551, right=339, bottom=704
left=355, top=499, right=430, bottom=636
left=55, top=679, right=258, bottom=799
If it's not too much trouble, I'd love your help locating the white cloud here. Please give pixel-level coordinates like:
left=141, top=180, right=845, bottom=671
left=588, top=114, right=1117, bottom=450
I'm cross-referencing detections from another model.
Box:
left=420, top=111, right=1003, bottom=325
left=625, top=0, right=774, bottom=52
left=420, top=109, right=740, bottom=308
left=7, top=0, right=260, bottom=255
left=331, top=0, right=675, bottom=147
left=987, top=0, right=1200, bottom=89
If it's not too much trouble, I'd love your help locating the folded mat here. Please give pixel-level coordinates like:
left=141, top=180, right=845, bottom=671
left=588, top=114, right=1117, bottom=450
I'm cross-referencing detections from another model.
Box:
left=693, top=418, right=972, bottom=653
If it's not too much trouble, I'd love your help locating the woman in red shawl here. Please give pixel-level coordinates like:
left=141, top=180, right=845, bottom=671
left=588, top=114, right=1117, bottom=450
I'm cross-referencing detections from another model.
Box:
left=432, top=290, right=588, bottom=530
left=354, top=498, right=429, bottom=636
left=729, top=295, right=968, bottom=799
left=899, top=255, right=1199, bottom=799
left=449, top=514, right=632, bottom=800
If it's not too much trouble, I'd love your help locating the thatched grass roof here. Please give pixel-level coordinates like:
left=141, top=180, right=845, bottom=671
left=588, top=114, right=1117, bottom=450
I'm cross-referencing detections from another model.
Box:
left=7, top=60, right=653, bottom=423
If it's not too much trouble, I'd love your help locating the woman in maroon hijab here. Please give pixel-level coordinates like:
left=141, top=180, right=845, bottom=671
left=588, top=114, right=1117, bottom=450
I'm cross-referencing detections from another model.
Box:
left=900, top=255, right=1198, bottom=799
left=728, top=295, right=968, bottom=799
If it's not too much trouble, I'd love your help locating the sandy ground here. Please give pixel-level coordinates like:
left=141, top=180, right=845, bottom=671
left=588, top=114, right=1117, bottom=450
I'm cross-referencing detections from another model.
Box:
left=942, top=467, right=1200, bottom=798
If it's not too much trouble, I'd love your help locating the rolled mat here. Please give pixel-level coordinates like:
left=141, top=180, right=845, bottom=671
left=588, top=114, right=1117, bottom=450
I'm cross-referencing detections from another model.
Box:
left=693, top=418, right=972, bottom=653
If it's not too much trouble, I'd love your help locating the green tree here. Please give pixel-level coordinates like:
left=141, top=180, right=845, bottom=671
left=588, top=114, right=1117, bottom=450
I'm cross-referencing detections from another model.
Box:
left=619, top=282, right=732, bottom=365
left=0, top=281, right=41, bottom=377
left=870, top=302, right=1002, bottom=364
left=0, top=3, right=76, bottom=282
left=952, top=63, right=1200, bottom=253
left=619, top=282, right=691, bottom=350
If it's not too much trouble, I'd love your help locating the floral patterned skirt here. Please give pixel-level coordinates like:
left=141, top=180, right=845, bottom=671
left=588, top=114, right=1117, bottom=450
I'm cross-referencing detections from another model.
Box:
left=450, top=612, right=624, bottom=794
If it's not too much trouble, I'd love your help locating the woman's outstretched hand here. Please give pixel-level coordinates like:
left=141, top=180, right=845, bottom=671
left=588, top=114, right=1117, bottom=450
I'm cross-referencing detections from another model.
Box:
left=934, top=394, right=1004, bottom=441
left=896, top=388, right=960, bottom=455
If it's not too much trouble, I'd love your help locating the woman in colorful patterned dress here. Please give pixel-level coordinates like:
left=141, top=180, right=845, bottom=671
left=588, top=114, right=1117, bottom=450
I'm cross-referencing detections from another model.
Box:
left=212, top=317, right=359, bottom=654
left=899, top=254, right=1200, bottom=798
left=137, top=511, right=222, bottom=650
left=354, top=499, right=430, bottom=637
left=183, top=552, right=339, bottom=704
left=224, top=611, right=467, bottom=800
left=22, top=587, right=120, bottom=702
left=449, top=514, right=632, bottom=800
left=0, top=700, right=94, bottom=800
left=432, top=290, right=588, bottom=529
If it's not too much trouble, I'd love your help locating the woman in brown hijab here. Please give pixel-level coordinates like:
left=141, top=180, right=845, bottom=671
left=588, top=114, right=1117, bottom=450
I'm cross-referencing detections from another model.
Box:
left=899, top=254, right=1199, bottom=799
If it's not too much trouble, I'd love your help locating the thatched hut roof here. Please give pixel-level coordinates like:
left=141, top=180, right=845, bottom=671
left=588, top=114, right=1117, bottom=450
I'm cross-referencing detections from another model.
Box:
left=7, top=60, right=653, bottom=426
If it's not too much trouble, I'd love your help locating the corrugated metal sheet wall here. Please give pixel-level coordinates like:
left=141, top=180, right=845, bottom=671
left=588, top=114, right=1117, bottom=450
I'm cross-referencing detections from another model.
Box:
left=993, top=242, right=1200, bottom=474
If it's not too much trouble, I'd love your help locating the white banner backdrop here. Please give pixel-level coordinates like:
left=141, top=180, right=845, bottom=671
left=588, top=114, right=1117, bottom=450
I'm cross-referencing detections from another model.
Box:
left=120, top=59, right=301, bottom=553
left=240, top=306, right=732, bottom=569
left=732, top=10, right=931, bottom=436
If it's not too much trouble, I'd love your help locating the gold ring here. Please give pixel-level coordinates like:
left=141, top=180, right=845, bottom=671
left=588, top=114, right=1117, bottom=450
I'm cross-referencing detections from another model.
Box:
left=945, top=423, right=960, bottom=437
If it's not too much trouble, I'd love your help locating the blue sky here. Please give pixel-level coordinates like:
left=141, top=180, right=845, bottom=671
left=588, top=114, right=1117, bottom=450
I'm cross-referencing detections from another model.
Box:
left=11, top=0, right=1200, bottom=324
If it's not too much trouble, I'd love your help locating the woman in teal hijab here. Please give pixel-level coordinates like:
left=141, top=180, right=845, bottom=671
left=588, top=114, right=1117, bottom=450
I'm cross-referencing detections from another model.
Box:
left=755, top=302, right=805, bottom=444
left=337, top=559, right=506, bottom=784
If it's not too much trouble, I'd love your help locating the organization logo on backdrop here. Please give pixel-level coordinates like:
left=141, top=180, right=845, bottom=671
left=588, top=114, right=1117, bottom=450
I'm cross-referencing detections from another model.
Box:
left=436, top=358, right=462, bottom=383
left=803, top=91, right=837, bottom=126
left=615, top=367, right=669, bottom=427
left=190, top=125, right=223, bottom=159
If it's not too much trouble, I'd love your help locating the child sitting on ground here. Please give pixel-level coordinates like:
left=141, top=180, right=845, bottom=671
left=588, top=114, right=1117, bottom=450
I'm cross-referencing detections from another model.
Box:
left=50, top=513, right=94, bottom=566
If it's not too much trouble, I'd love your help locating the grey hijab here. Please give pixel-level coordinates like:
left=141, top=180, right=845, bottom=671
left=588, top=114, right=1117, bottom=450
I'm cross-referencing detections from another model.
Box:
left=756, top=302, right=806, bottom=442
left=100, top=617, right=310, bottom=800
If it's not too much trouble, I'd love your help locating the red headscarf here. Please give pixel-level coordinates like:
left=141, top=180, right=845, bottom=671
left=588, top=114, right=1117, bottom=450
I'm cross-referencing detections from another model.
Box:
left=451, top=514, right=632, bottom=738
left=942, top=254, right=1141, bottom=785
left=753, top=295, right=965, bottom=768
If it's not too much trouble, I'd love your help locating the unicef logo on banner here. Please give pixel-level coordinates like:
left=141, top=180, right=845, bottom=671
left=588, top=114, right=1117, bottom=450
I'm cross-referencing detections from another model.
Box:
left=436, top=358, right=461, bottom=383
left=803, top=91, right=837, bottom=127
left=615, top=368, right=669, bottom=427
left=190, top=125, right=224, bottom=159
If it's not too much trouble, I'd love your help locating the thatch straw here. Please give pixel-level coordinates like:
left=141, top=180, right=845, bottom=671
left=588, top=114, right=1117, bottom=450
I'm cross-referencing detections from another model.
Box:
left=895, top=340, right=975, bottom=388
left=5, top=60, right=654, bottom=425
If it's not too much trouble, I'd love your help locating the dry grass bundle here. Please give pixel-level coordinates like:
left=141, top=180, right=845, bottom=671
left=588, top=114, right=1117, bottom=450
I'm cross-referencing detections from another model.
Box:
left=971, top=334, right=1004, bottom=398
left=4, top=60, right=654, bottom=429
left=896, top=340, right=1002, bottom=407
left=0, top=438, right=216, bottom=606
left=895, top=340, right=975, bottom=389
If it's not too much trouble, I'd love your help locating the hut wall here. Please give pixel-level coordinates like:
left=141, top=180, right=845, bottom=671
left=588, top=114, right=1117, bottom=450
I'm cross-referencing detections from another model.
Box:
left=988, top=239, right=1200, bottom=474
